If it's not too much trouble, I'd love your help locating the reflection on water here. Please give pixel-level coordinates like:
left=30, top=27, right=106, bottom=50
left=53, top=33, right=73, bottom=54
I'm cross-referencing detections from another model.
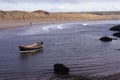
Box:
left=0, top=20, right=120, bottom=79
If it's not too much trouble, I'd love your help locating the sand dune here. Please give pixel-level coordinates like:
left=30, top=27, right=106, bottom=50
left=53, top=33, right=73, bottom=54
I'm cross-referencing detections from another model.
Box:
left=0, top=10, right=120, bottom=29
left=1, top=10, right=120, bottom=21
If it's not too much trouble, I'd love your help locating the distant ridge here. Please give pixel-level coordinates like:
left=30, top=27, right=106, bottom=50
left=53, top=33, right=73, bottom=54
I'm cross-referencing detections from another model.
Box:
left=1, top=10, right=120, bottom=21
left=33, top=10, right=49, bottom=14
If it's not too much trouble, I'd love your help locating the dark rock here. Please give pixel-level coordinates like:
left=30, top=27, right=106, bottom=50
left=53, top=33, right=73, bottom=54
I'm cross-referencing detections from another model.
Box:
left=110, top=25, right=120, bottom=31
left=54, top=63, right=70, bottom=74
left=99, top=36, right=112, bottom=42
left=113, top=32, right=120, bottom=37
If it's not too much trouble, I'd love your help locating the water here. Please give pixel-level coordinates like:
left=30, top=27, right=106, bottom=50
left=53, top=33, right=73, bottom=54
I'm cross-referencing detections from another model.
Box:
left=0, top=20, right=120, bottom=79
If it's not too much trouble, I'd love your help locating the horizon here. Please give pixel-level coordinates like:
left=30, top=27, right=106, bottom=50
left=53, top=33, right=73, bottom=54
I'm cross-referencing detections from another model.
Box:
left=1, top=10, right=120, bottom=13
left=0, top=0, right=120, bottom=12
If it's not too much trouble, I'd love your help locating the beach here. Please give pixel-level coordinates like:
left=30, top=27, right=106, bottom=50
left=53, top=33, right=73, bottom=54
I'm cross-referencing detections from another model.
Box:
left=0, top=20, right=51, bottom=30
left=1, top=11, right=120, bottom=80
left=1, top=10, right=120, bottom=29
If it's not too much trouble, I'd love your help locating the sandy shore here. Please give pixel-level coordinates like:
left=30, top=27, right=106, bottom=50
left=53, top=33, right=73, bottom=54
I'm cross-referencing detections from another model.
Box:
left=0, top=20, right=77, bottom=30
left=0, top=20, right=79, bottom=30
left=1, top=10, right=120, bottom=30
left=0, top=20, right=52, bottom=30
left=0, top=19, right=111, bottom=30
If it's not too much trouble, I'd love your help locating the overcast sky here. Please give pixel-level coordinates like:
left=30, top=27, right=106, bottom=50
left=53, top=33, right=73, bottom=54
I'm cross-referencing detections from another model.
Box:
left=0, top=0, right=120, bottom=12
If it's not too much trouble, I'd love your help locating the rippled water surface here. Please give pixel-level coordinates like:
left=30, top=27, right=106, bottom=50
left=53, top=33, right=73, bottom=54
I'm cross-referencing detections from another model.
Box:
left=0, top=20, right=120, bottom=79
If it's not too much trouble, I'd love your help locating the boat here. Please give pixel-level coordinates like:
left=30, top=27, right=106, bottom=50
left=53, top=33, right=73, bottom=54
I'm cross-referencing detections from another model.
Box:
left=19, top=42, right=43, bottom=53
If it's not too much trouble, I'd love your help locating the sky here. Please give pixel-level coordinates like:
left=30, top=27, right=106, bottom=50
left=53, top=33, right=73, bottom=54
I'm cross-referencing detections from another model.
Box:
left=0, top=0, right=120, bottom=12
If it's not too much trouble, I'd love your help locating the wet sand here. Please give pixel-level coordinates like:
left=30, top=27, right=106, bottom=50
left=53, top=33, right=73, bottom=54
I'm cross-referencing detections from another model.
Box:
left=0, top=20, right=52, bottom=30
left=0, top=20, right=107, bottom=30
left=95, top=73, right=120, bottom=80
left=0, top=20, right=76, bottom=30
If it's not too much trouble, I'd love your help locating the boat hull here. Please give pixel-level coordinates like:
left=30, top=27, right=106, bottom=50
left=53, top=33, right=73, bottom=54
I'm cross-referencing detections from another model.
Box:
left=19, top=42, right=43, bottom=54
left=20, top=48, right=43, bottom=54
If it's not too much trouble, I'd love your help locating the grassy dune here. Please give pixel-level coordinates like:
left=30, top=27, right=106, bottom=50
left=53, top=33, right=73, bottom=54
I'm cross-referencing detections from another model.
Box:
left=1, top=10, right=120, bottom=22
left=1, top=10, right=120, bottom=29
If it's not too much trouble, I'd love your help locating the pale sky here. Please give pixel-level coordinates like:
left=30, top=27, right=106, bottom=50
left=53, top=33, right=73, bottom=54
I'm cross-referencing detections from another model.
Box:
left=0, top=0, right=120, bottom=12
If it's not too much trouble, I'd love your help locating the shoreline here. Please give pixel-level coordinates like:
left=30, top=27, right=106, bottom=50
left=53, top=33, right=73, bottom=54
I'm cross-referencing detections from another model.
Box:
left=0, top=19, right=119, bottom=30
left=1, top=10, right=120, bottom=30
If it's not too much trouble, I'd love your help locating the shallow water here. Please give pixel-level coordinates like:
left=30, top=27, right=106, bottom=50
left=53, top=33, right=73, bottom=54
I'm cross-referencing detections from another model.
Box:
left=0, top=20, right=120, bottom=79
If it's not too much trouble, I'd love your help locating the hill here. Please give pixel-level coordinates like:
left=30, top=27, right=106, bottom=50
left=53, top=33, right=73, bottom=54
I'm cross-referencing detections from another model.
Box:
left=1, top=10, right=120, bottom=22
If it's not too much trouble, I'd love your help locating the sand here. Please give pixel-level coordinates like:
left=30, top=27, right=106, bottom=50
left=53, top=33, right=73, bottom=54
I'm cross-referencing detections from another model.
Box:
left=1, top=10, right=120, bottom=30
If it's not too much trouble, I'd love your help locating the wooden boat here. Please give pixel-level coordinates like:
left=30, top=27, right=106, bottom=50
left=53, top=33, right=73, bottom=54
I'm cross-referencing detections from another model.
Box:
left=19, top=42, right=43, bottom=53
